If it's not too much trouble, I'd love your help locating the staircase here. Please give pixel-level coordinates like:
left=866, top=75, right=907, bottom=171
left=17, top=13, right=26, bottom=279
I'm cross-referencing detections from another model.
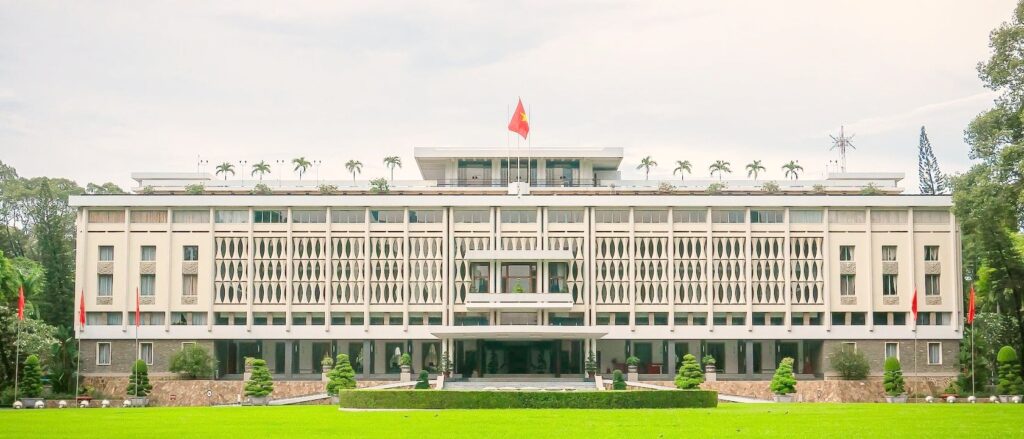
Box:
left=442, top=377, right=598, bottom=391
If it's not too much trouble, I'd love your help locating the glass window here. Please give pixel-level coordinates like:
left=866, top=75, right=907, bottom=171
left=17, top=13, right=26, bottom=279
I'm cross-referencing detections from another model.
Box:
left=457, top=160, right=493, bottom=185
left=885, top=342, right=899, bottom=361
left=97, top=342, right=111, bottom=365
left=140, top=274, right=156, bottom=296
left=254, top=209, right=287, bottom=223
left=790, top=210, right=823, bottom=224
left=106, top=312, right=122, bottom=325
left=928, top=343, right=942, bottom=365
left=881, top=246, right=897, bottom=261
left=99, top=246, right=114, bottom=261
left=548, top=262, right=568, bottom=293
left=750, top=210, right=784, bottom=223
left=850, top=312, right=866, bottom=325
left=839, top=246, right=855, bottom=261
left=98, top=274, right=113, bottom=297
left=831, top=312, right=846, bottom=326
left=500, top=209, right=536, bottom=224
left=828, top=210, right=865, bottom=224
left=634, top=209, right=668, bottom=223
left=691, top=313, right=707, bottom=326
left=871, top=210, right=908, bottom=224
left=893, top=312, right=907, bottom=325
left=88, top=210, right=125, bottom=224
left=409, top=210, right=442, bottom=223
left=882, top=274, right=898, bottom=296
left=549, top=312, right=584, bottom=326
left=172, top=210, right=210, bottom=224
left=292, top=209, right=327, bottom=223
left=141, top=245, right=156, bottom=261
left=501, top=263, right=536, bottom=294
left=840, top=274, right=856, bottom=296
left=595, top=209, right=629, bottom=223
left=453, top=312, right=489, bottom=326
left=130, top=210, right=167, bottom=223
left=183, top=245, right=199, bottom=261
left=873, top=312, right=888, bottom=326
left=673, top=209, right=707, bottom=223
left=548, top=209, right=583, bottom=223
left=331, top=209, right=365, bottom=223
left=140, top=342, right=154, bottom=365
left=924, top=246, right=939, bottom=261
left=636, top=313, right=650, bottom=326
left=454, top=209, right=490, bottom=223
left=711, top=210, right=745, bottom=223
left=596, top=313, right=611, bottom=325
left=214, top=210, right=248, bottom=224
left=183, top=274, right=198, bottom=296
left=370, top=209, right=404, bottom=224
left=925, top=274, right=940, bottom=296
left=470, top=263, right=490, bottom=294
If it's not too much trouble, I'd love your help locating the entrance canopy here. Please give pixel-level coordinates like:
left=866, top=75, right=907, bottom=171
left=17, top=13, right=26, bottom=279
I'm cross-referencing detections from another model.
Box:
left=431, top=326, right=607, bottom=340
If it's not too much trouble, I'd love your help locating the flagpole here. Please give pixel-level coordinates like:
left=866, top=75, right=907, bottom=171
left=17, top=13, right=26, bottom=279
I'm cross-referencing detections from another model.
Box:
left=527, top=103, right=532, bottom=186
left=75, top=334, right=81, bottom=407
left=13, top=318, right=21, bottom=402
left=506, top=103, right=511, bottom=187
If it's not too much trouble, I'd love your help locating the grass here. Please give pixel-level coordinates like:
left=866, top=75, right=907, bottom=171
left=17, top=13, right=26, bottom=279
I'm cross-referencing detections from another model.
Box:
left=0, top=403, right=1021, bottom=438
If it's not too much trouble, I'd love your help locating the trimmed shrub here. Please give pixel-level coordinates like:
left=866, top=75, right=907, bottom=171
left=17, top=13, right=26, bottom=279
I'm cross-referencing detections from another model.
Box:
left=399, top=353, right=411, bottom=367
left=997, top=346, right=1024, bottom=395
left=184, top=184, right=204, bottom=195
left=770, top=357, right=797, bottom=395
left=584, top=351, right=598, bottom=375
left=415, top=370, right=431, bottom=389
left=337, top=390, right=718, bottom=409
left=625, top=356, right=640, bottom=367
left=702, top=355, right=716, bottom=367
left=675, top=354, right=704, bottom=390
left=829, top=345, right=869, bottom=380
left=327, top=354, right=357, bottom=395
left=612, top=370, right=626, bottom=390
left=21, top=354, right=44, bottom=398
left=882, top=356, right=905, bottom=396
left=169, top=343, right=215, bottom=379
left=127, top=359, right=152, bottom=397
left=251, top=183, right=272, bottom=195
left=244, top=359, right=274, bottom=397
left=370, top=178, right=390, bottom=194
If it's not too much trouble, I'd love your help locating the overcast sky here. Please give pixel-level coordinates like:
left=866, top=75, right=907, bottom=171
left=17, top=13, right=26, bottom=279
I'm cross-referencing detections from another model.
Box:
left=0, top=1, right=1015, bottom=191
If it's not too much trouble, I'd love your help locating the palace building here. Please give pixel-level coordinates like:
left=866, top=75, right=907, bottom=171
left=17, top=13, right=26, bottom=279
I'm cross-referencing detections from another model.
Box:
left=72, top=147, right=962, bottom=382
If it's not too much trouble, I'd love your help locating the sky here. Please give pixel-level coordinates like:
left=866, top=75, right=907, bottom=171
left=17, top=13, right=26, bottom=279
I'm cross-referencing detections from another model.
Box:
left=0, top=1, right=1016, bottom=191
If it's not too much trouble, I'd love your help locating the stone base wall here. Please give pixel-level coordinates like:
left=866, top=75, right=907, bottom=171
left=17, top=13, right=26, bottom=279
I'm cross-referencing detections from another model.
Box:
left=81, top=377, right=389, bottom=406
left=642, top=377, right=956, bottom=402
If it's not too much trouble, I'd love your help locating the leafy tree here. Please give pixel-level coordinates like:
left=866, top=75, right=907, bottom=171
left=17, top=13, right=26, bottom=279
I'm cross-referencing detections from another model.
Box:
left=169, top=343, right=216, bottom=379
left=883, top=357, right=906, bottom=396
left=917, top=126, right=947, bottom=194
left=782, top=161, right=803, bottom=180
left=326, top=353, right=357, bottom=395
left=829, top=345, right=869, bottom=380
left=251, top=183, right=272, bottom=195
left=127, top=359, right=152, bottom=397
left=292, top=157, right=312, bottom=180
left=612, top=369, right=626, bottom=390
left=48, top=326, right=78, bottom=393
left=997, top=346, right=1024, bottom=394
left=85, top=182, right=126, bottom=194
left=383, top=156, right=402, bottom=181
left=636, top=156, right=657, bottom=180
left=770, top=357, right=797, bottom=395
left=369, top=178, right=389, bottom=194
left=761, top=181, right=780, bottom=193
left=673, top=160, right=692, bottom=181
left=20, top=354, right=44, bottom=398
left=345, top=160, right=363, bottom=183
left=745, top=160, right=766, bottom=180
left=0, top=306, right=56, bottom=390
left=214, top=162, right=235, bottom=180
left=21, top=178, right=80, bottom=328
left=674, top=354, right=704, bottom=389
left=708, top=160, right=731, bottom=180
left=251, top=161, right=271, bottom=180
left=244, top=359, right=274, bottom=397
left=415, top=370, right=431, bottom=389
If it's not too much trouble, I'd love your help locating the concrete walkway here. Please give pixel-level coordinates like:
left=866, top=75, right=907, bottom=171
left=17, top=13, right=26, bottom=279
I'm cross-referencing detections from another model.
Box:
left=627, top=381, right=774, bottom=403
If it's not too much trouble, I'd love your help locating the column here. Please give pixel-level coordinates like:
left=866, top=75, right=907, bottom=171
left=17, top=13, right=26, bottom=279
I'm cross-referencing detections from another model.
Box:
left=667, top=341, right=677, bottom=376
left=284, top=340, right=294, bottom=379
left=362, top=340, right=373, bottom=377
left=745, top=340, right=755, bottom=378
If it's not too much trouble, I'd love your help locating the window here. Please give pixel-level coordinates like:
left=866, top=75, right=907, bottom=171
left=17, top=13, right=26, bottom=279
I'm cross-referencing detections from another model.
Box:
left=828, top=210, right=865, bottom=224
left=548, top=262, right=568, bottom=293
left=500, top=209, right=536, bottom=224
left=548, top=209, right=583, bottom=223
left=141, top=245, right=156, bottom=261
left=634, top=209, right=668, bottom=223
left=501, top=263, right=536, bottom=294
left=882, top=274, right=898, bottom=296
left=924, top=246, right=939, bottom=262
left=254, top=209, right=287, bottom=223
left=673, top=209, right=707, bottom=223
left=454, top=209, right=489, bottom=223
left=214, top=209, right=248, bottom=223
left=88, top=210, right=125, bottom=223
left=790, top=210, right=823, bottom=224
left=885, top=342, right=899, bottom=361
left=470, top=263, right=490, bottom=294
left=99, top=246, right=114, bottom=261
left=839, top=246, right=854, bottom=261
left=409, top=210, right=442, bottom=223
left=106, top=312, right=122, bottom=325
left=881, top=245, right=897, bottom=261
left=140, top=274, right=156, bottom=296
left=140, top=342, right=154, bottom=365
left=183, top=245, right=199, bottom=261
left=850, top=312, right=866, bottom=325
left=873, top=312, right=889, bottom=325
left=831, top=312, right=846, bottom=326
left=595, top=209, right=629, bottom=223
left=840, top=274, right=856, bottom=296
left=98, top=274, right=113, bottom=297
left=172, top=210, right=210, bottom=224
left=925, top=274, right=940, bottom=296
left=97, top=342, right=111, bottom=365
left=292, top=209, right=327, bottom=223
left=871, top=210, right=908, bottom=224
left=914, top=211, right=949, bottom=224
left=370, top=209, right=404, bottom=224
left=893, top=312, right=907, bottom=325
left=130, top=210, right=167, bottom=223
left=841, top=342, right=857, bottom=353
left=183, top=274, right=198, bottom=297
left=928, top=343, right=942, bottom=365
left=711, top=210, right=745, bottom=223
left=750, top=210, right=784, bottom=223
left=331, top=209, right=365, bottom=223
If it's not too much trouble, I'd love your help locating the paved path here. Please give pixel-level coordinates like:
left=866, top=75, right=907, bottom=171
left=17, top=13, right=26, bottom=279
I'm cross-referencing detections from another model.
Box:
left=628, top=381, right=774, bottom=403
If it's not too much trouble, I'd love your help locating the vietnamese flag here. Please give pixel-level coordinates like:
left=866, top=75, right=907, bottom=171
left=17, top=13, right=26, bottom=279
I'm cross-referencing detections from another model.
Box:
left=507, top=98, right=529, bottom=139
left=967, top=285, right=976, bottom=325
left=135, top=287, right=141, bottom=327
left=17, top=285, right=25, bottom=321
left=911, top=288, right=919, bottom=323
left=79, top=290, right=86, bottom=329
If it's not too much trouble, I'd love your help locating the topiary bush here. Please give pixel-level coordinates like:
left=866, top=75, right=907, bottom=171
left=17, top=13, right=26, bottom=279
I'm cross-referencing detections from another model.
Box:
left=882, top=356, right=905, bottom=396
left=829, top=345, right=869, bottom=380
left=415, top=370, right=431, bottom=389
left=770, top=357, right=797, bottom=395
left=399, top=353, right=411, bottom=367
left=21, top=354, right=44, bottom=398
left=625, top=356, right=640, bottom=367
left=675, top=354, right=704, bottom=390
left=997, top=346, right=1024, bottom=395
left=169, top=343, right=215, bottom=379
left=327, top=354, right=357, bottom=395
left=127, top=359, right=152, bottom=397
left=244, top=359, right=274, bottom=397
left=612, top=370, right=626, bottom=390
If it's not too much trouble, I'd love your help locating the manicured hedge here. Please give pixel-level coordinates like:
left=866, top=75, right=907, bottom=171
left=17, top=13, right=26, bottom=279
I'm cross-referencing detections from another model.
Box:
left=337, top=390, right=718, bottom=409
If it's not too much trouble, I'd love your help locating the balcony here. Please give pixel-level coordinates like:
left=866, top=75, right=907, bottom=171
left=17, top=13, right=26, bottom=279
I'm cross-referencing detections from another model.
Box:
left=464, top=293, right=575, bottom=310
left=462, top=249, right=573, bottom=261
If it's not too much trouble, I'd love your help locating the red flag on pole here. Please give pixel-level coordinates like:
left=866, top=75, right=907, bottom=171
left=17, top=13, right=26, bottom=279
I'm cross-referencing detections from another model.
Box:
left=911, top=288, right=919, bottom=322
left=507, top=98, right=529, bottom=139
left=17, top=285, right=25, bottom=321
left=135, top=287, right=141, bottom=327
left=967, top=285, right=976, bottom=325
left=79, top=290, right=86, bottom=329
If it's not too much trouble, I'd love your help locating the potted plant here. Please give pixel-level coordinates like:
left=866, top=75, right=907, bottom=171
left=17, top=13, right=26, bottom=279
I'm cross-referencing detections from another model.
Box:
left=440, top=352, right=454, bottom=378
left=19, top=354, right=45, bottom=408
left=399, top=353, right=412, bottom=381
left=244, top=359, right=274, bottom=405
left=321, top=356, right=334, bottom=382
left=126, top=359, right=153, bottom=407
left=702, top=355, right=717, bottom=373
left=997, top=346, right=1023, bottom=403
left=612, top=370, right=626, bottom=390
left=625, top=356, right=640, bottom=381
left=882, top=356, right=907, bottom=403
left=415, top=370, right=431, bottom=389
left=514, top=284, right=525, bottom=294
left=584, top=351, right=598, bottom=379
left=326, top=354, right=357, bottom=404
left=770, top=357, right=797, bottom=402
left=674, top=354, right=704, bottom=390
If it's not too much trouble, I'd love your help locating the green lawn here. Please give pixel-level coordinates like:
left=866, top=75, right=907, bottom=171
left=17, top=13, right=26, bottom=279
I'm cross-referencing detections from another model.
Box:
left=1, top=403, right=1020, bottom=438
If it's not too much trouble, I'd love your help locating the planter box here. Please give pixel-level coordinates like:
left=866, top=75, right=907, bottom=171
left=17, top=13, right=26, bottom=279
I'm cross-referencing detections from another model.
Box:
left=128, top=397, right=149, bottom=408
left=885, top=395, right=908, bottom=403
left=19, top=398, right=44, bottom=409
left=997, top=395, right=1021, bottom=403
left=772, top=394, right=795, bottom=403
left=249, top=396, right=270, bottom=406
left=400, top=365, right=412, bottom=382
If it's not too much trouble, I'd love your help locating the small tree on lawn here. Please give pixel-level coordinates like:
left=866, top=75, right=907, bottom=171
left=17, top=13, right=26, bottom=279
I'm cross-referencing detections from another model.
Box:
left=415, top=370, right=431, bottom=389
left=326, top=354, right=357, bottom=395
left=770, top=357, right=797, bottom=395
left=127, top=359, right=152, bottom=397
left=21, top=354, right=44, bottom=398
left=882, top=357, right=905, bottom=396
left=674, top=354, right=704, bottom=390
left=997, top=346, right=1024, bottom=395
left=829, top=345, right=869, bottom=380
left=612, top=370, right=626, bottom=390
left=244, top=359, right=274, bottom=398
left=169, top=343, right=216, bottom=379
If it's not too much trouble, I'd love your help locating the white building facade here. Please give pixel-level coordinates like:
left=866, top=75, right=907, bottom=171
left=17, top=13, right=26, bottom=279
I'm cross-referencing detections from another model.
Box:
left=72, top=148, right=962, bottom=381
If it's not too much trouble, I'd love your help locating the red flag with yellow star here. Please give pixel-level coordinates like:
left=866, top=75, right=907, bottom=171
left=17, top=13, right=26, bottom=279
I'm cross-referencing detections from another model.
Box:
left=508, top=98, right=529, bottom=139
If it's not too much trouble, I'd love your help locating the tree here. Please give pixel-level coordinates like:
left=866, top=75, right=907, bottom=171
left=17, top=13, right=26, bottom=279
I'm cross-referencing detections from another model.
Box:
left=0, top=306, right=56, bottom=391
left=745, top=160, right=766, bottom=180
left=292, top=157, right=312, bottom=180
left=997, top=346, right=1024, bottom=395
left=345, top=160, right=363, bottom=183
left=782, top=160, right=803, bottom=180
left=636, top=156, right=657, bottom=180
left=48, top=326, right=78, bottom=394
left=244, top=359, right=274, bottom=397
left=883, top=356, right=905, bottom=396
left=415, top=370, right=431, bottom=389
left=23, top=178, right=79, bottom=327
left=326, top=353, right=357, bottom=395
left=251, top=161, right=271, bottom=181
left=20, top=354, right=43, bottom=398
left=674, top=353, right=704, bottom=389
left=673, top=160, right=692, bottom=181
left=85, top=182, right=126, bottom=194
left=169, top=343, right=216, bottom=379
left=770, top=357, right=797, bottom=395
left=383, top=156, right=402, bottom=181
left=370, top=178, right=390, bottom=194
left=708, top=160, right=731, bottom=180
left=214, top=162, right=235, bottom=180
left=127, top=359, right=152, bottom=397
left=829, top=345, right=869, bottom=380
left=917, top=126, right=947, bottom=194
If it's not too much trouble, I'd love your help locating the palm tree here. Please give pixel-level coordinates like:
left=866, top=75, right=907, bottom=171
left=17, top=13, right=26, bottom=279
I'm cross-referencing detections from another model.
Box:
left=709, top=160, right=731, bottom=180
left=292, top=157, right=312, bottom=180
left=673, top=160, right=692, bottom=181
left=745, top=160, right=766, bottom=181
left=383, top=156, right=402, bottom=181
left=215, top=162, right=235, bottom=180
left=636, top=156, right=658, bottom=180
left=251, top=161, right=271, bottom=181
left=345, top=160, right=363, bottom=183
left=782, top=160, right=804, bottom=180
